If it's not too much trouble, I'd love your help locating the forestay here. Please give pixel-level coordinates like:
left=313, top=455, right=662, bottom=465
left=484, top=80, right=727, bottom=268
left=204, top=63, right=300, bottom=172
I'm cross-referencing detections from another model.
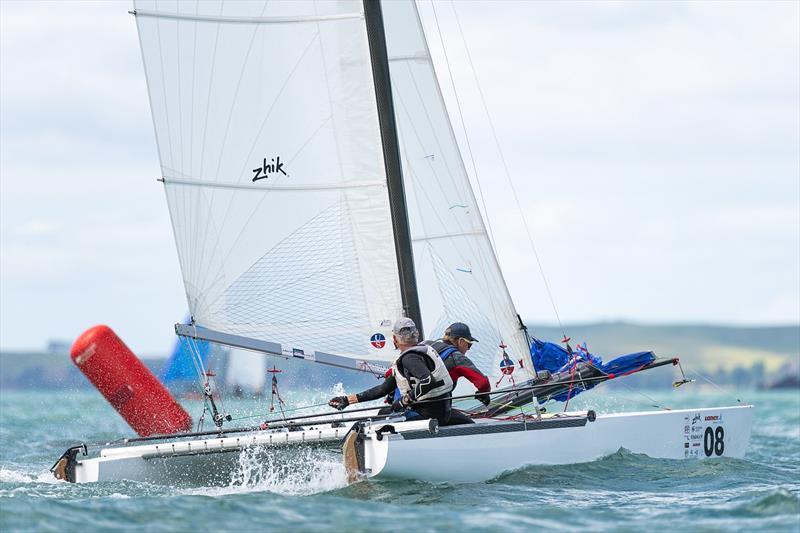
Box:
left=382, top=0, right=533, bottom=382
left=134, top=0, right=403, bottom=361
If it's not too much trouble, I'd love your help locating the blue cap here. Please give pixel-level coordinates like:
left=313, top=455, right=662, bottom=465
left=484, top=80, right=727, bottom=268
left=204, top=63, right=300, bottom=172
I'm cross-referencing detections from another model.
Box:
left=445, top=322, right=478, bottom=343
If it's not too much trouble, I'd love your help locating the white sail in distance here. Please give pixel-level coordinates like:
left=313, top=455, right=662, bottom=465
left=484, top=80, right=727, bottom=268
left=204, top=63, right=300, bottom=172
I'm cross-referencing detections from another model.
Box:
left=225, top=348, right=267, bottom=395
left=133, top=0, right=403, bottom=361
left=382, top=0, right=534, bottom=381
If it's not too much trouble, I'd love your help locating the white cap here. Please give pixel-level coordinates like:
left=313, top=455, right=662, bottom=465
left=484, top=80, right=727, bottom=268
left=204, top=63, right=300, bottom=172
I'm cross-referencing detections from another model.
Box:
left=392, top=317, right=419, bottom=342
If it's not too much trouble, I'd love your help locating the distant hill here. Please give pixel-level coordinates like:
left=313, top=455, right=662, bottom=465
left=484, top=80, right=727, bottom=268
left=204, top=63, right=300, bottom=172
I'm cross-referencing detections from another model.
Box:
left=526, top=321, right=799, bottom=373
left=0, top=350, right=166, bottom=391
left=1, top=322, right=797, bottom=390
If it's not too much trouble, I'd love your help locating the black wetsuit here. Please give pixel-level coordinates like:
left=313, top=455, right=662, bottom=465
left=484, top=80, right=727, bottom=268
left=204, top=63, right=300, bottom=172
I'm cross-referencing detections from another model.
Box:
left=356, top=349, right=451, bottom=425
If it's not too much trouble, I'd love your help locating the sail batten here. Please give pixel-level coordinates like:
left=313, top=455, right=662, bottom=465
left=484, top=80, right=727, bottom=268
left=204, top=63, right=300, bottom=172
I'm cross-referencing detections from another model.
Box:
left=411, top=229, right=485, bottom=243
left=133, top=10, right=363, bottom=25
left=388, top=53, right=429, bottom=63
left=164, top=177, right=386, bottom=192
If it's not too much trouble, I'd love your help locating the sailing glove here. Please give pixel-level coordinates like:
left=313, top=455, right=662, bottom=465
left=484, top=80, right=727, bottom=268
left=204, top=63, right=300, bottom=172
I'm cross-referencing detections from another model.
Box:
left=475, top=393, right=491, bottom=406
left=391, top=394, right=411, bottom=412
left=328, top=396, right=349, bottom=411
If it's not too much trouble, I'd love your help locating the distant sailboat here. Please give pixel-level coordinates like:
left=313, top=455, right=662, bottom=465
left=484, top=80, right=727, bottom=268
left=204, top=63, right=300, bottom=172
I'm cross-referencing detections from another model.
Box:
left=52, top=0, right=752, bottom=485
left=161, top=317, right=210, bottom=394
left=162, top=319, right=266, bottom=397
left=225, top=349, right=266, bottom=397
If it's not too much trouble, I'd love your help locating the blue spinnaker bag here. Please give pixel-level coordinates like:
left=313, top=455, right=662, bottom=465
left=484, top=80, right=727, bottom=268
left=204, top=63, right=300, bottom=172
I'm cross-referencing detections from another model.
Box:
left=599, top=351, right=655, bottom=375
left=530, top=338, right=656, bottom=402
left=531, top=338, right=602, bottom=374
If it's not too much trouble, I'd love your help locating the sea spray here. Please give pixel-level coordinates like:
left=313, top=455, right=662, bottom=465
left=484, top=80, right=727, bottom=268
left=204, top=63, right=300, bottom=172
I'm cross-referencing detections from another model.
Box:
left=217, top=444, right=348, bottom=496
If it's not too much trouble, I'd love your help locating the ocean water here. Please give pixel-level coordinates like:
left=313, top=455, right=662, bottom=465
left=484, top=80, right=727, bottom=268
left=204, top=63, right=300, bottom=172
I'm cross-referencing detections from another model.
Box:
left=1, top=388, right=798, bottom=532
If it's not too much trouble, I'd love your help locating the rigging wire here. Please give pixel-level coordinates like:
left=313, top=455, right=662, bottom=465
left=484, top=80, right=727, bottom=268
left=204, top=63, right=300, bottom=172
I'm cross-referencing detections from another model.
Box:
left=426, top=2, right=505, bottom=338
left=447, top=0, right=568, bottom=340
left=180, top=334, right=213, bottom=430
left=427, top=6, right=698, bottom=413
left=228, top=400, right=332, bottom=422
left=429, top=1, right=497, bottom=253
left=689, top=368, right=742, bottom=404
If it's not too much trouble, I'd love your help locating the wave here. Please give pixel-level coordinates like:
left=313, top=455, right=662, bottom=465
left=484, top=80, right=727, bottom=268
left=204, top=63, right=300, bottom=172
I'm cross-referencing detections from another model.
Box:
left=731, top=488, right=800, bottom=517
left=0, top=467, right=59, bottom=485
left=489, top=447, right=766, bottom=490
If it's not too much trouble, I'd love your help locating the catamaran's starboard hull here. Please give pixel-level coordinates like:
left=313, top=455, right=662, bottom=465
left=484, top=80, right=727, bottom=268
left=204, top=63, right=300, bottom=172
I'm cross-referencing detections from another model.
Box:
left=60, top=405, right=751, bottom=485
left=362, top=405, right=754, bottom=483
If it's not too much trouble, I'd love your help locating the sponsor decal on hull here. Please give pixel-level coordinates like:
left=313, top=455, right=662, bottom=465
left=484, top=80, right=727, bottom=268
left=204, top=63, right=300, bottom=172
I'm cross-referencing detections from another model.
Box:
left=682, top=412, right=727, bottom=458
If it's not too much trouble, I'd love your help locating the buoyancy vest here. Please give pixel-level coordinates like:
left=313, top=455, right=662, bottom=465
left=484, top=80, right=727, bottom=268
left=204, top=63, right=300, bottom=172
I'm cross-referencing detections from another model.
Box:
left=392, top=345, right=453, bottom=402
left=425, top=339, right=458, bottom=362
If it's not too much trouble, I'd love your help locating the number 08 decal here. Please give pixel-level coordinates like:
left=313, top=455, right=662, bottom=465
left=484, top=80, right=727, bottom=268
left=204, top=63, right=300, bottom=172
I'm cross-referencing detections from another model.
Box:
left=703, top=426, right=725, bottom=457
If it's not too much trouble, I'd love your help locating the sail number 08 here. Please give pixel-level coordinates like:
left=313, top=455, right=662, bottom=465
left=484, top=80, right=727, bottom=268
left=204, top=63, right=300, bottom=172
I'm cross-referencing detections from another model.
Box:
left=703, top=426, right=725, bottom=457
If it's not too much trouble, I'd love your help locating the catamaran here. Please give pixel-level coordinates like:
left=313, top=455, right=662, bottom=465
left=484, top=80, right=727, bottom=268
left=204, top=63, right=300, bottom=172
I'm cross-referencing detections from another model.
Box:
left=52, top=0, right=752, bottom=485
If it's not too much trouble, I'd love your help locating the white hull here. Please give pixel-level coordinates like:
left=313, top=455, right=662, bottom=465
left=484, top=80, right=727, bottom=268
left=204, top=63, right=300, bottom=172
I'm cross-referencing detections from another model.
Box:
left=363, top=405, right=753, bottom=483
left=59, top=405, right=752, bottom=485
left=69, top=422, right=357, bottom=485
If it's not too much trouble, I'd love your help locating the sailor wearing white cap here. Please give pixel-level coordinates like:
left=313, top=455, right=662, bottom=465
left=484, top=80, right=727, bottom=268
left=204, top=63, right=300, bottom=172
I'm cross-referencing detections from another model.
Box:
left=328, top=317, right=454, bottom=425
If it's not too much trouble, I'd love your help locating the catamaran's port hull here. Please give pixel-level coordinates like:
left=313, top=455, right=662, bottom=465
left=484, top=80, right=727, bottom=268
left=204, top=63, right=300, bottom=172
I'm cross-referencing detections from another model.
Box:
left=60, top=405, right=752, bottom=485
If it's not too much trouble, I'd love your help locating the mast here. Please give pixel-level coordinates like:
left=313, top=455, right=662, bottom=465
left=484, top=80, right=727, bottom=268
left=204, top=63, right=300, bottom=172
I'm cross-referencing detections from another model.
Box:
left=363, top=0, right=423, bottom=336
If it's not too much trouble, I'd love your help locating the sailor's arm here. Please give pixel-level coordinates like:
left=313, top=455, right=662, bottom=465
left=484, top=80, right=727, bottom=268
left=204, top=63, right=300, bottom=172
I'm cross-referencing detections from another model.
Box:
left=328, top=374, right=397, bottom=410
left=449, top=352, right=491, bottom=405
left=450, top=353, right=490, bottom=393
left=355, top=374, right=397, bottom=403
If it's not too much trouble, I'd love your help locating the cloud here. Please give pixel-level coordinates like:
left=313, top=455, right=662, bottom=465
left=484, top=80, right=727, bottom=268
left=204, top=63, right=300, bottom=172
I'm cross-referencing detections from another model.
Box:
left=1, top=0, right=798, bottom=352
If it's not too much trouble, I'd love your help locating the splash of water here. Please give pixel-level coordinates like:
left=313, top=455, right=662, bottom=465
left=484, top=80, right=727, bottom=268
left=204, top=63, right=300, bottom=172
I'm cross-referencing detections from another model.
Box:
left=0, top=467, right=59, bottom=485
left=182, top=444, right=348, bottom=497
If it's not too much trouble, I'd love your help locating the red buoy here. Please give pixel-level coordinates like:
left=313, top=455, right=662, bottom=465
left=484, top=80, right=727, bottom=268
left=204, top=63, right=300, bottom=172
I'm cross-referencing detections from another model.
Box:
left=71, top=325, right=192, bottom=436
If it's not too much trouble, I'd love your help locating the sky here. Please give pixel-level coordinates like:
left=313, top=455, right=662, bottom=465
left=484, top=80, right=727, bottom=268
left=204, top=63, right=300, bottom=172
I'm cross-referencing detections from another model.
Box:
left=1, top=0, right=798, bottom=354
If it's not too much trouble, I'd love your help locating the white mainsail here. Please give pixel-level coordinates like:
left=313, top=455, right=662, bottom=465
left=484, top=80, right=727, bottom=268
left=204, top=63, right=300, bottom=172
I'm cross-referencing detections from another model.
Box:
left=135, top=0, right=533, bottom=379
left=134, top=0, right=402, bottom=361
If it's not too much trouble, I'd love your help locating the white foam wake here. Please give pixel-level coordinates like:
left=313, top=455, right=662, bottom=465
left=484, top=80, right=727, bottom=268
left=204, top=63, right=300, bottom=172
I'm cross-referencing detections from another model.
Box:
left=0, top=467, right=59, bottom=485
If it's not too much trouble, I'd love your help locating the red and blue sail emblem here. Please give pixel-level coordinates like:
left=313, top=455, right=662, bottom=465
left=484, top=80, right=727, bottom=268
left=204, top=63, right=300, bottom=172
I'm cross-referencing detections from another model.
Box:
left=499, top=352, right=515, bottom=375
left=370, top=333, right=386, bottom=349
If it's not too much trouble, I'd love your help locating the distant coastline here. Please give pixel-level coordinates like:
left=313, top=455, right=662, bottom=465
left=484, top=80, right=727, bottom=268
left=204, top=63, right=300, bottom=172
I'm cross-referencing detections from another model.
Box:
left=1, top=322, right=797, bottom=391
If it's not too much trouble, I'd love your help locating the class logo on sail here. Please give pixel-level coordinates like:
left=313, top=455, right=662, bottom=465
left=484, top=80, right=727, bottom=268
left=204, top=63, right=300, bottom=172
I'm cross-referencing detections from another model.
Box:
left=252, top=156, right=287, bottom=182
left=370, top=333, right=386, bottom=349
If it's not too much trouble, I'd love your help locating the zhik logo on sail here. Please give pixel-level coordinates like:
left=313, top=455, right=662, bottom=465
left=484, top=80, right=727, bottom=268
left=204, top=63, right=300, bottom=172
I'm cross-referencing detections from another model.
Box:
left=252, top=156, right=287, bottom=182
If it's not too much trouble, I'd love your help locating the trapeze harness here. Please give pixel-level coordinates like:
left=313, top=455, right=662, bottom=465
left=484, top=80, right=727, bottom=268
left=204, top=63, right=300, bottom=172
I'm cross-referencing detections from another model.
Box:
left=392, top=345, right=453, bottom=403
left=392, top=344, right=455, bottom=402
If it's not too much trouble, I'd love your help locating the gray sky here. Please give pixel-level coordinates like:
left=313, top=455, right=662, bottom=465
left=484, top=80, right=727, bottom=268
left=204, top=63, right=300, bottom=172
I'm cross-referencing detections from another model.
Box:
left=1, top=1, right=798, bottom=354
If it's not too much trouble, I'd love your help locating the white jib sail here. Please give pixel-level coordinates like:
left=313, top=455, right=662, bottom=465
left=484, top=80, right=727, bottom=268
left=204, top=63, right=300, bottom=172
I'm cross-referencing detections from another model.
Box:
left=134, top=0, right=403, bottom=361
left=382, top=0, right=534, bottom=383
